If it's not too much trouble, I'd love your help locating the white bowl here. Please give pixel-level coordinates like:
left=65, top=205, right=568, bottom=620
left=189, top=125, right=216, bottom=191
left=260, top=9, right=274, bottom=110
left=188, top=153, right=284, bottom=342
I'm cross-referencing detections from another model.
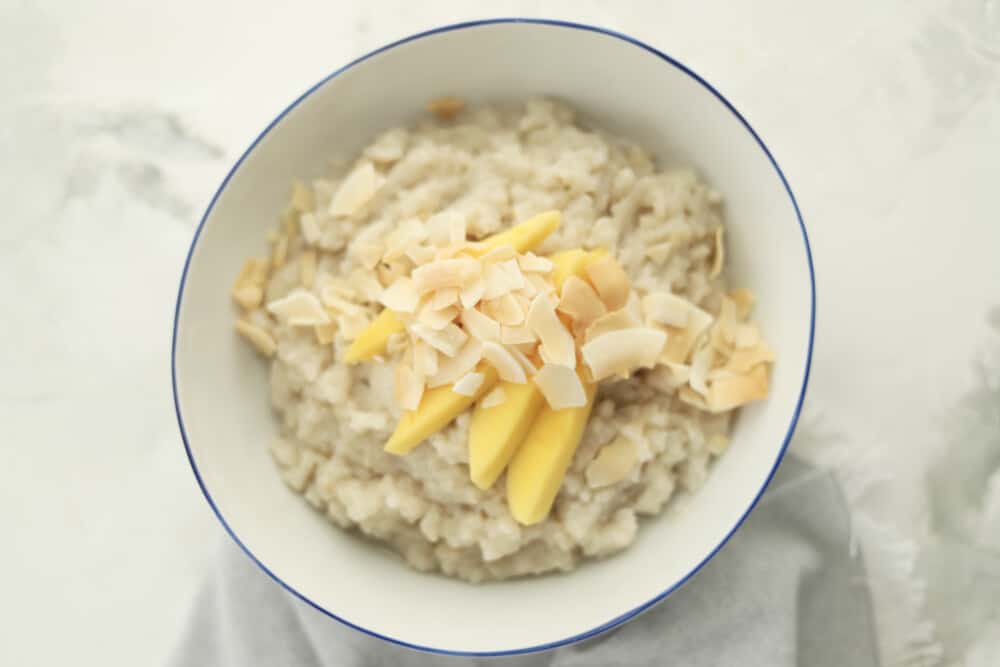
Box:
left=173, top=19, right=814, bottom=656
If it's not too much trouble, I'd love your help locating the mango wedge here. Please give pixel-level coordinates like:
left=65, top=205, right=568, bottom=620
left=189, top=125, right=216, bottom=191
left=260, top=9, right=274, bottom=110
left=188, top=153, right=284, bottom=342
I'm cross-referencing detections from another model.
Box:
left=343, top=211, right=562, bottom=364
left=506, top=376, right=598, bottom=525
left=549, top=247, right=607, bottom=291
left=384, top=365, right=499, bottom=455
left=342, top=310, right=406, bottom=363
left=468, top=381, right=546, bottom=490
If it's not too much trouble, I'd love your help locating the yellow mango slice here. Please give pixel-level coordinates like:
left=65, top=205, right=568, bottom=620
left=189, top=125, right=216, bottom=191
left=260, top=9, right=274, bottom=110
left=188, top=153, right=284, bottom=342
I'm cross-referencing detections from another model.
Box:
left=384, top=365, right=499, bottom=455
left=468, top=381, right=546, bottom=490
left=344, top=212, right=562, bottom=364
left=549, top=248, right=607, bottom=291
left=470, top=210, right=561, bottom=256
left=506, top=374, right=597, bottom=526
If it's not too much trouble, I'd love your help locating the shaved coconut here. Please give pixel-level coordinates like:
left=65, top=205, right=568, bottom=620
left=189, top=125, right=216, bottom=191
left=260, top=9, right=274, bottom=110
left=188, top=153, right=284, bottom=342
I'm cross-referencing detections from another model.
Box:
left=711, top=297, right=739, bottom=350
left=499, top=259, right=526, bottom=290
left=533, top=364, right=587, bottom=410
left=235, top=320, right=276, bottom=357
left=427, top=339, right=483, bottom=387
left=585, top=255, right=630, bottom=310
left=429, top=287, right=459, bottom=310
left=482, top=342, right=527, bottom=383
left=459, top=277, right=486, bottom=309
left=642, top=291, right=691, bottom=328
left=525, top=273, right=554, bottom=296
left=584, top=308, right=641, bottom=343
left=664, top=361, right=691, bottom=384
left=480, top=386, right=507, bottom=409
left=378, top=277, right=420, bottom=313
left=411, top=322, right=467, bottom=357
left=506, top=346, right=539, bottom=374
left=460, top=307, right=501, bottom=342
left=405, top=244, right=436, bottom=265
left=426, top=95, right=465, bottom=119
left=585, top=437, right=638, bottom=488
left=709, top=364, right=769, bottom=411
left=452, top=372, right=485, bottom=396
left=395, top=363, right=425, bottom=411
left=481, top=262, right=513, bottom=300
left=412, top=258, right=481, bottom=294
left=659, top=305, right=714, bottom=364
left=314, top=322, right=337, bottom=345
left=501, top=324, right=537, bottom=345
left=582, top=328, right=667, bottom=381
left=480, top=245, right=516, bottom=263
left=449, top=216, right=467, bottom=245
left=735, top=323, right=761, bottom=348
left=329, top=162, right=383, bottom=217
left=300, top=212, right=322, bottom=245
left=485, top=294, right=525, bottom=326
left=558, top=276, right=607, bottom=327
left=728, top=288, right=756, bottom=319
left=678, top=386, right=711, bottom=411
left=526, top=293, right=577, bottom=367
left=417, top=303, right=459, bottom=330
left=518, top=252, right=554, bottom=273
left=267, top=289, right=331, bottom=326
left=688, top=344, right=716, bottom=397
left=710, top=227, right=725, bottom=278
left=413, top=341, right=439, bottom=377
left=726, top=341, right=776, bottom=374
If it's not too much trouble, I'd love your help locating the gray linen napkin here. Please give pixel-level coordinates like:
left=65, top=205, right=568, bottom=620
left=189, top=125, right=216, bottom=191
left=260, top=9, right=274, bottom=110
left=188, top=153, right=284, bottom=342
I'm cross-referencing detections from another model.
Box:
left=167, top=457, right=879, bottom=666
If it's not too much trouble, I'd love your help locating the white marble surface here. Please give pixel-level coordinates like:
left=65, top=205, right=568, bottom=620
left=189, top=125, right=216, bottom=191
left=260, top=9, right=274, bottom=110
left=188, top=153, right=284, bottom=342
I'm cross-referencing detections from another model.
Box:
left=2, top=1, right=998, bottom=665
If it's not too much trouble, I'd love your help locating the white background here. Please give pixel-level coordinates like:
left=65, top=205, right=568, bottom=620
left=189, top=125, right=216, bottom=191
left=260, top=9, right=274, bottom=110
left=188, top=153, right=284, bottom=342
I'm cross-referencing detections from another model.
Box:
left=2, top=1, right=998, bottom=665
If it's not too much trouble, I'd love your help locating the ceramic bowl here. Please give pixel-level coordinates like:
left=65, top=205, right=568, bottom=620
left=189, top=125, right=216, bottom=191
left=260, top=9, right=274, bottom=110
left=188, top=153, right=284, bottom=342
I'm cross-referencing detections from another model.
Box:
left=172, top=18, right=814, bottom=656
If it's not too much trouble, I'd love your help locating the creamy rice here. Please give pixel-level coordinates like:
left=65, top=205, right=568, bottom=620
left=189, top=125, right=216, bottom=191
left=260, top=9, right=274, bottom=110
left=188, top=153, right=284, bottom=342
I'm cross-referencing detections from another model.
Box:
left=255, top=99, right=735, bottom=582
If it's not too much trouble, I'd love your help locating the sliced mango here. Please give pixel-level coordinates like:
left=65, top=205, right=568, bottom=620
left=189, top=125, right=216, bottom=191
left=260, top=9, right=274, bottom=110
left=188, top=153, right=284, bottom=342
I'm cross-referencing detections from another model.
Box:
left=344, top=212, right=562, bottom=364
left=506, top=374, right=597, bottom=525
left=549, top=248, right=607, bottom=291
left=343, top=310, right=406, bottom=363
left=384, top=365, right=499, bottom=455
left=470, top=210, right=561, bottom=256
left=468, top=381, right=546, bottom=490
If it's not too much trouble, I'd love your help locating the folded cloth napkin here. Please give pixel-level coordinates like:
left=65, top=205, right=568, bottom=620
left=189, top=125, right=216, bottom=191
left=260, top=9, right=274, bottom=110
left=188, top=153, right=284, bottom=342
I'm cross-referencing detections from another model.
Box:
left=167, top=456, right=879, bottom=666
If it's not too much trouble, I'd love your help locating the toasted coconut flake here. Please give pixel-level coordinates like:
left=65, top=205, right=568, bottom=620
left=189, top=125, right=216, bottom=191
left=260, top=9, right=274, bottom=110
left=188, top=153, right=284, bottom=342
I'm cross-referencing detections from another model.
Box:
left=581, top=328, right=667, bottom=381
left=585, top=255, right=630, bottom=310
left=427, top=339, right=483, bottom=387
left=411, top=322, right=468, bottom=358
left=459, top=277, right=486, bottom=309
left=709, top=364, right=769, bottom=411
left=460, top=307, right=501, bottom=342
left=235, top=319, right=276, bottom=357
left=558, top=276, right=607, bottom=327
left=710, top=227, right=725, bottom=278
left=405, top=244, right=436, bottom=265
left=735, top=323, right=761, bottom=348
left=291, top=181, right=314, bottom=213
left=726, top=341, right=776, bottom=374
left=499, top=259, right=526, bottom=290
left=412, top=257, right=481, bottom=293
left=481, top=262, right=513, bottom=300
left=485, top=294, right=525, bottom=326
left=480, top=386, right=507, bottom=409
left=678, top=386, right=711, bottom=411
left=507, top=346, right=539, bottom=374
left=534, top=364, right=587, bottom=409
left=659, top=305, right=714, bottom=364
left=664, top=361, right=692, bottom=384
left=642, top=291, right=691, bottom=328
left=728, top=288, right=756, bottom=319
left=584, top=308, right=641, bottom=343
left=501, top=324, right=537, bottom=345
left=300, top=249, right=318, bottom=288
left=412, top=341, right=439, bottom=377
left=526, top=293, right=577, bottom=367
left=452, top=371, right=485, bottom=396
left=300, top=212, right=321, bottom=245
left=481, top=244, right=516, bottom=263
left=314, top=322, right=337, bottom=345
left=526, top=273, right=554, bottom=296
left=426, top=96, right=465, bottom=119
left=689, top=344, right=716, bottom=397
left=320, top=288, right=366, bottom=317
left=518, top=252, right=554, bottom=273
left=429, top=287, right=460, bottom=311
left=329, top=162, right=383, bottom=217
left=267, top=289, right=331, bottom=326
left=585, top=437, right=638, bottom=488
left=417, top=303, right=459, bottom=330
left=395, top=363, right=425, bottom=411
left=482, top=341, right=527, bottom=383
left=378, top=277, right=420, bottom=313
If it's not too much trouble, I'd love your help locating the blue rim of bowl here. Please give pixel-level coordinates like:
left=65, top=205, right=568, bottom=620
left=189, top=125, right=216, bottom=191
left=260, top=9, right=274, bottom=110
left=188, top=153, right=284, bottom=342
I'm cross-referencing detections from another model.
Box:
left=172, top=17, right=815, bottom=657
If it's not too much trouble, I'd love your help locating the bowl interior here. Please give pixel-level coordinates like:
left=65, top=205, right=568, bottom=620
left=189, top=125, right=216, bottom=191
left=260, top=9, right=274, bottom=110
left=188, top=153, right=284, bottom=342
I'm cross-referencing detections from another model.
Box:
left=174, top=20, right=812, bottom=654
